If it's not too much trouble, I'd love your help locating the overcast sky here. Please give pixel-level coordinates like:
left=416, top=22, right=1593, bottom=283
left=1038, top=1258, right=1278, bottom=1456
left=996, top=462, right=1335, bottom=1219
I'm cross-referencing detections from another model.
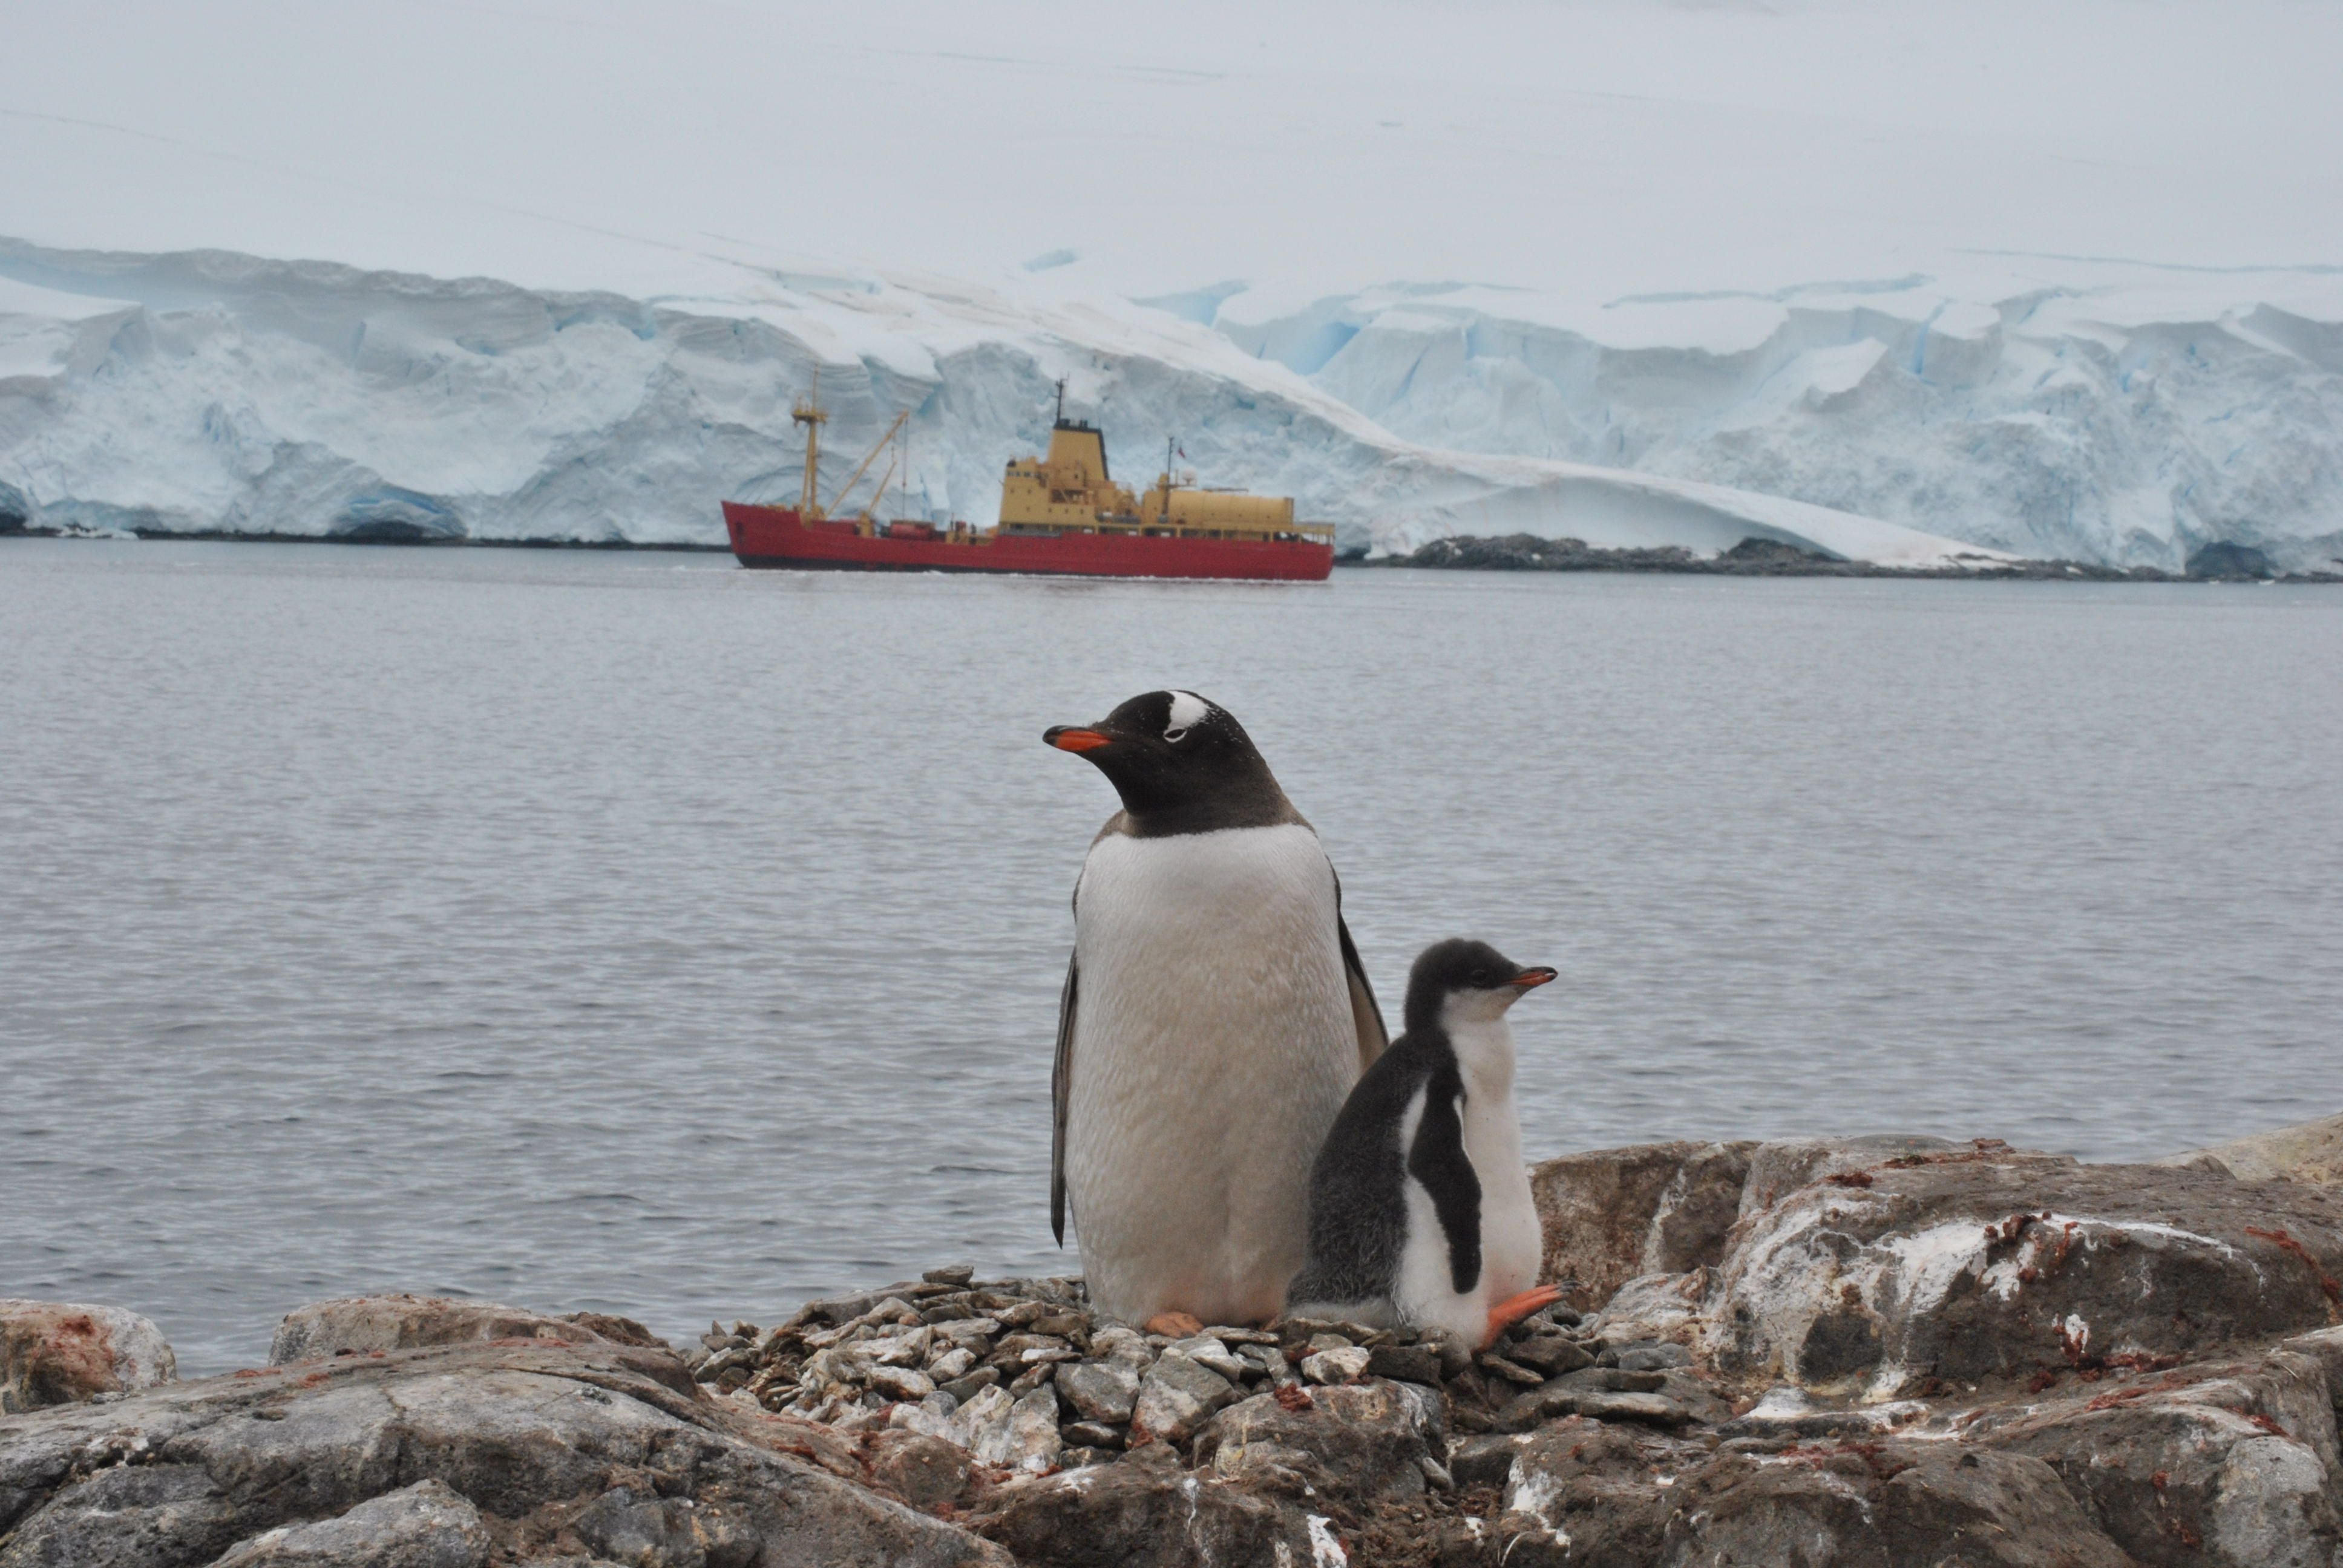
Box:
left=7, top=0, right=2339, bottom=299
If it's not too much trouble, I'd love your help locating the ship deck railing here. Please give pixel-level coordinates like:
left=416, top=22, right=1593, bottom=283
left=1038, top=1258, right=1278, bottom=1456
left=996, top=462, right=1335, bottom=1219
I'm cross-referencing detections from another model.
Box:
left=996, top=521, right=1334, bottom=543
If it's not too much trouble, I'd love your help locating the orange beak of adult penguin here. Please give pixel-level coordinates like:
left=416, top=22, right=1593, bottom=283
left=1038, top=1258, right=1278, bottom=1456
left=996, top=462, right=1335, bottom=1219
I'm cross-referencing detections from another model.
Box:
left=1510, top=967, right=1559, bottom=989
left=1044, top=726, right=1113, bottom=754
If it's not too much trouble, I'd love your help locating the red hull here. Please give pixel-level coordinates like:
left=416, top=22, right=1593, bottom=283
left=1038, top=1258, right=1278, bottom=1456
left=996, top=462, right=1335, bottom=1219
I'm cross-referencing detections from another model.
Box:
left=721, top=503, right=1332, bottom=582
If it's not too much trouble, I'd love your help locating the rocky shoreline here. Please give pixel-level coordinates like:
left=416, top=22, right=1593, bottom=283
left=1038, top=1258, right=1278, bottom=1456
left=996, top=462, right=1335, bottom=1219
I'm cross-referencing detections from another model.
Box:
left=1358, top=532, right=2343, bottom=583
left=0, top=517, right=729, bottom=550
left=15, top=522, right=2341, bottom=583
left=8, top=1112, right=2343, bottom=1566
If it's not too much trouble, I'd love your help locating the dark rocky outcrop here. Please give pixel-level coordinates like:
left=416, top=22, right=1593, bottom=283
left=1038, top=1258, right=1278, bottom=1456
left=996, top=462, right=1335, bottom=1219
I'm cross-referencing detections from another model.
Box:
left=1392, top=534, right=1711, bottom=573
left=1651, top=1442, right=2135, bottom=1568
left=1529, top=1140, right=1756, bottom=1310
left=1967, top=1336, right=2343, bottom=1566
left=1716, top=535, right=1840, bottom=566
left=1710, top=1149, right=2343, bottom=1396
left=1365, top=531, right=2343, bottom=581
left=2187, top=540, right=2276, bottom=579
left=1368, top=532, right=2181, bottom=579
left=18, top=1111, right=2343, bottom=1564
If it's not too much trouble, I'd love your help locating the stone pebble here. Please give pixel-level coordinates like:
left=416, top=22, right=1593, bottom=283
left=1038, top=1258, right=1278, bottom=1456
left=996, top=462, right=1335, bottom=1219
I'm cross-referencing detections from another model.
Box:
left=705, top=1273, right=1634, bottom=1471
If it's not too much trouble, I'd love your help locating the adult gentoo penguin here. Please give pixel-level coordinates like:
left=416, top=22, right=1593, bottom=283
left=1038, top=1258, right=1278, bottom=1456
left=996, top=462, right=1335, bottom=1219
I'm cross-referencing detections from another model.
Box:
left=1287, top=938, right=1561, bottom=1347
left=1043, top=690, right=1388, bottom=1327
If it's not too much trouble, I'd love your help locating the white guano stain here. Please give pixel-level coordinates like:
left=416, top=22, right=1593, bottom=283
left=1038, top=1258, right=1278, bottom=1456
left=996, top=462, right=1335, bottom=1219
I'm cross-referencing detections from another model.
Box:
left=1878, top=1220, right=1994, bottom=1316
left=1735, top=1188, right=2270, bottom=1400
left=1509, top=1469, right=1564, bottom=1523
left=1307, top=1513, right=1349, bottom=1567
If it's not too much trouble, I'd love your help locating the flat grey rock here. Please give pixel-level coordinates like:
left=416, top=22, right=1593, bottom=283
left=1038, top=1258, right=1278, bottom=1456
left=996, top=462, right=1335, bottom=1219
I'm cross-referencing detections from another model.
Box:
left=1055, top=1358, right=1139, bottom=1425
left=1195, top=1380, right=1443, bottom=1507
left=266, top=1295, right=650, bottom=1366
left=1570, top=1390, right=1689, bottom=1426
left=2162, top=1111, right=2343, bottom=1184
left=0, top=1339, right=1007, bottom=1568
left=210, top=1480, right=490, bottom=1567
left=971, top=1444, right=1309, bottom=1568
left=1130, top=1351, right=1236, bottom=1444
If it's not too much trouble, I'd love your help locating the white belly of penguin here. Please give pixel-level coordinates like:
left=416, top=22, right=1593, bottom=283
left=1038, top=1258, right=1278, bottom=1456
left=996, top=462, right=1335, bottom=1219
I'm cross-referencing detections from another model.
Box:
left=1067, top=823, right=1359, bottom=1326
left=1394, top=1022, right=1544, bottom=1342
left=1458, top=1022, right=1543, bottom=1310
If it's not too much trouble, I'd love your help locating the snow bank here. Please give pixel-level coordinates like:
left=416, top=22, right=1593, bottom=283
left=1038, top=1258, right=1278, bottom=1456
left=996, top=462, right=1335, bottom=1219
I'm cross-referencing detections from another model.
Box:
left=0, top=241, right=1996, bottom=566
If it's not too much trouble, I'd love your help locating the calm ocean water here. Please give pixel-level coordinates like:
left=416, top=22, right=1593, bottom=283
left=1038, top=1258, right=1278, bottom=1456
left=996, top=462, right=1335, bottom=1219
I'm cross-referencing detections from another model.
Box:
left=4, top=540, right=2339, bottom=1373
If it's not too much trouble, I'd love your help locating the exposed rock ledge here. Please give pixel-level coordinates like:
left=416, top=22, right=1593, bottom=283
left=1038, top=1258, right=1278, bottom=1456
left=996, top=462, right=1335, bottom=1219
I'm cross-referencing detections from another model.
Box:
left=7, top=1112, right=2343, bottom=1567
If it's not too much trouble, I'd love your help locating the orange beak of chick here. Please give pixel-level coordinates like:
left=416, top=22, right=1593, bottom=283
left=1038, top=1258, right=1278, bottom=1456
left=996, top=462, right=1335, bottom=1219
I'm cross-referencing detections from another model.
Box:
left=1510, top=968, right=1558, bottom=989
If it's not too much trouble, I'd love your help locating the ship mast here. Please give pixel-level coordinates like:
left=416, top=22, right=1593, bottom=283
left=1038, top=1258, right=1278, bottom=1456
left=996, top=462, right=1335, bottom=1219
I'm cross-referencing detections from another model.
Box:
left=792, top=369, right=830, bottom=518
left=1161, top=435, right=1178, bottom=528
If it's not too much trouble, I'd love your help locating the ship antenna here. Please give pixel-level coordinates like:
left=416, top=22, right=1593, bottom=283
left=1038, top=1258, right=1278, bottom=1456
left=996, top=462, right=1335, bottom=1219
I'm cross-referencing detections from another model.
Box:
left=1054, top=377, right=1066, bottom=426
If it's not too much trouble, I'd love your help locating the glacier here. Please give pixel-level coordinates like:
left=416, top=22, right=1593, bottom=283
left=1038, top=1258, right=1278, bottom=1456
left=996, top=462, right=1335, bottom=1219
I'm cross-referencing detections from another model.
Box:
left=5, top=240, right=2338, bottom=569
left=1208, top=266, right=2343, bottom=570
left=4, top=0, right=2341, bottom=567
left=0, top=241, right=2010, bottom=567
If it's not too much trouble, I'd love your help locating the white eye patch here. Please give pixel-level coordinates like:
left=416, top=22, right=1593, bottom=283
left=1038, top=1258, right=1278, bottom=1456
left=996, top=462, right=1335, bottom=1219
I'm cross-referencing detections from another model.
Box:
left=1164, top=689, right=1210, bottom=741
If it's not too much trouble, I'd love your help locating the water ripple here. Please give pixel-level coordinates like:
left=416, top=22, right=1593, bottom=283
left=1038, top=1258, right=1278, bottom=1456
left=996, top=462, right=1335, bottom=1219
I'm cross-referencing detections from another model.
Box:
left=2, top=541, right=2338, bottom=1372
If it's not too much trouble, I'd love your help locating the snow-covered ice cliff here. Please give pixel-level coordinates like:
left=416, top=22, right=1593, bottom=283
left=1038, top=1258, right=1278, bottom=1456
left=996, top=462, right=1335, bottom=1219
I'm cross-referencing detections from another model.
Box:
left=0, top=242, right=2006, bottom=566
left=1205, top=267, right=2343, bottom=569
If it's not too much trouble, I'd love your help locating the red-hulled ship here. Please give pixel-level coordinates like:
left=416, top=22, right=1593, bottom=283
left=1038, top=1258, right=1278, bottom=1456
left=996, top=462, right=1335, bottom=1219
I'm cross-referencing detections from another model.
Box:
left=723, top=383, right=1333, bottom=581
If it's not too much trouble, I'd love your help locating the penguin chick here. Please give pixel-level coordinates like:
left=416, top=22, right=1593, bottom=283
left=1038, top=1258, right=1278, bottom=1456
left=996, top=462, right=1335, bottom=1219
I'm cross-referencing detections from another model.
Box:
left=1287, top=938, right=1560, bottom=1348
left=1044, top=690, right=1388, bottom=1327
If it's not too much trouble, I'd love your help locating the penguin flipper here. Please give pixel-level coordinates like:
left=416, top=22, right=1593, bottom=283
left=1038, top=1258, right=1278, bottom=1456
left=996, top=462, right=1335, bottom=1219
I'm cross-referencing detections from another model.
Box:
left=1336, top=909, right=1388, bottom=1071
left=1406, top=1071, right=1481, bottom=1296
left=1050, top=950, right=1076, bottom=1246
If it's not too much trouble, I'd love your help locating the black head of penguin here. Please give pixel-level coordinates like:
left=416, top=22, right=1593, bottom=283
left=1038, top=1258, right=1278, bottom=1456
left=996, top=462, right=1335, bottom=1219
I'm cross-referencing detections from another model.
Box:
left=1401, top=938, right=1558, bottom=1034
left=1043, top=690, right=1298, bottom=837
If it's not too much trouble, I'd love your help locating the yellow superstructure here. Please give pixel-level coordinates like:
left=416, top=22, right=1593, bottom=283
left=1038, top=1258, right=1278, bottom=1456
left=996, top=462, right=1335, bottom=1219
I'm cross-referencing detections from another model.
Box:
left=997, top=388, right=1328, bottom=544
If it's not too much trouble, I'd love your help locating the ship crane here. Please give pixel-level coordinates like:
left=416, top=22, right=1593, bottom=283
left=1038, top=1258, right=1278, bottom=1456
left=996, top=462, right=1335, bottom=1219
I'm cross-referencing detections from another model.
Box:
left=787, top=371, right=912, bottom=527
left=825, top=410, right=911, bottom=524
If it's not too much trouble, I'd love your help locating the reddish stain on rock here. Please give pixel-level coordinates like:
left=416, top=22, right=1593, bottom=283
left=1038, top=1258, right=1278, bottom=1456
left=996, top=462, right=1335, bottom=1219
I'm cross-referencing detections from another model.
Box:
left=2244, top=1226, right=2343, bottom=1314
left=2, top=1306, right=120, bottom=1408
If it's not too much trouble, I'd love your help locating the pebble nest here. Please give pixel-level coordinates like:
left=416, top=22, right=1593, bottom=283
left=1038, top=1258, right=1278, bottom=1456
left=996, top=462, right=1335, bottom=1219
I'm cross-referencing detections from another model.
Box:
left=679, top=1266, right=1723, bottom=1477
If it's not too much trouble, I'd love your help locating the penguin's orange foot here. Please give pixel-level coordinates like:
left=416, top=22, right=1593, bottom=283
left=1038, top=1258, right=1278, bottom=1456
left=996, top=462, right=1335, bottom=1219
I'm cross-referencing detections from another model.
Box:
left=1144, top=1312, right=1205, bottom=1339
left=1481, top=1285, right=1564, bottom=1350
